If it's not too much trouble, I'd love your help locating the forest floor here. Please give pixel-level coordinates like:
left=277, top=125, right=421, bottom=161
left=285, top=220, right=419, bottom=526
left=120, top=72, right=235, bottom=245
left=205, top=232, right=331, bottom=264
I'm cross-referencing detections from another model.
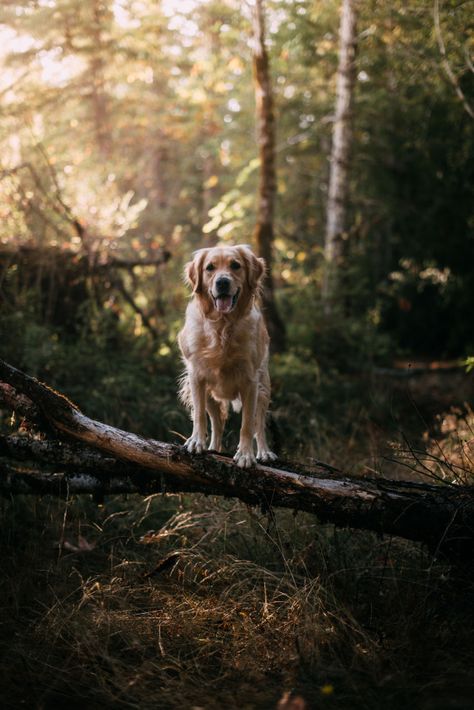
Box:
left=1, top=364, right=473, bottom=710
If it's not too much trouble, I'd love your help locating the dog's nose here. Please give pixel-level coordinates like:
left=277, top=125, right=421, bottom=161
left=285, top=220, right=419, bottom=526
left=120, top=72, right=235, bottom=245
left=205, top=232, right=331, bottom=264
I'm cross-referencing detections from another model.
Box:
left=215, top=276, right=231, bottom=294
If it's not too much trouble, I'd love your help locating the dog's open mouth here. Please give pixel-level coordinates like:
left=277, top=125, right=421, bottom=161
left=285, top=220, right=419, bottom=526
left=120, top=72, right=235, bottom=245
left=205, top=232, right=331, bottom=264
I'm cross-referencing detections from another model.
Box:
left=213, top=288, right=240, bottom=313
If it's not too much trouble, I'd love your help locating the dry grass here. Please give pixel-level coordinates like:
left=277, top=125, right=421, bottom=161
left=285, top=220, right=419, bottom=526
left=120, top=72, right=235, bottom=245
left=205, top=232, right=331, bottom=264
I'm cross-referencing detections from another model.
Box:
left=1, top=375, right=474, bottom=709
left=1, top=490, right=474, bottom=710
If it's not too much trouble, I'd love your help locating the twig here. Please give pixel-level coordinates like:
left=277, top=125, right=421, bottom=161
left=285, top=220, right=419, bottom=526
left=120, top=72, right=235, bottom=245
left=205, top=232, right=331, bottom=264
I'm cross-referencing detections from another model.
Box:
left=433, top=0, right=474, bottom=119
left=111, top=273, right=159, bottom=341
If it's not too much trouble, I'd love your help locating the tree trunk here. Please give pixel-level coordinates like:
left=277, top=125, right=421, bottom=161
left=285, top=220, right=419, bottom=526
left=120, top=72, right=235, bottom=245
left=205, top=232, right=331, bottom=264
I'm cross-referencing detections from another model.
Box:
left=90, top=0, right=111, bottom=158
left=252, top=0, right=286, bottom=352
left=1, top=358, right=474, bottom=560
left=322, top=0, right=357, bottom=314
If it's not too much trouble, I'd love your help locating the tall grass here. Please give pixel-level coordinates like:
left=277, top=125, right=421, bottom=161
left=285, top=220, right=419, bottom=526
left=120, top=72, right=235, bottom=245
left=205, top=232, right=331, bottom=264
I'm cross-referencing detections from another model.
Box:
left=1, top=315, right=474, bottom=708
left=1, top=487, right=473, bottom=709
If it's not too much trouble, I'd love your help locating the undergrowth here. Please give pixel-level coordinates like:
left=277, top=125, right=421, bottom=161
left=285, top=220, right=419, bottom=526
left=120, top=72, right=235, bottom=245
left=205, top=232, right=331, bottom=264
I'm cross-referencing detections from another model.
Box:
left=1, top=313, right=474, bottom=708
left=1, top=486, right=474, bottom=709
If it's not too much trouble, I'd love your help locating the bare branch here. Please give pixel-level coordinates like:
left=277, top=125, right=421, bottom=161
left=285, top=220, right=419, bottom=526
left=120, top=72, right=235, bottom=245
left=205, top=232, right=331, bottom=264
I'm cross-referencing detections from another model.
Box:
left=111, top=273, right=159, bottom=340
left=0, top=384, right=44, bottom=428
left=434, top=0, right=474, bottom=119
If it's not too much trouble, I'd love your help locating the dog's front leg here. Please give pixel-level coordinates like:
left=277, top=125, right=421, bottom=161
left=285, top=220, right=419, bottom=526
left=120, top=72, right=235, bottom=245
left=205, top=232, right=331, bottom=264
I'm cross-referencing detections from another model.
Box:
left=234, top=379, right=257, bottom=468
left=185, top=373, right=207, bottom=454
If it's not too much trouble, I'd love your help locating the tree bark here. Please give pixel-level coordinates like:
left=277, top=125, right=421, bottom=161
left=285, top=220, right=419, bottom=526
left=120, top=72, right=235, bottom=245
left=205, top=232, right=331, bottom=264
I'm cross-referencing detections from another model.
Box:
left=89, top=0, right=112, bottom=158
left=1, top=358, right=474, bottom=559
left=322, top=0, right=358, bottom=314
left=252, top=0, right=286, bottom=352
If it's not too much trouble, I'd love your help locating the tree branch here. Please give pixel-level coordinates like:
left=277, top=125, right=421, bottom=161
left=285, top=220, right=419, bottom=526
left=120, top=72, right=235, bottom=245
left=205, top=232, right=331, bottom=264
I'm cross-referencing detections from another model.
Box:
left=434, top=0, right=474, bottom=119
left=110, top=273, right=159, bottom=340
left=0, top=241, right=170, bottom=272
left=0, top=384, right=43, bottom=426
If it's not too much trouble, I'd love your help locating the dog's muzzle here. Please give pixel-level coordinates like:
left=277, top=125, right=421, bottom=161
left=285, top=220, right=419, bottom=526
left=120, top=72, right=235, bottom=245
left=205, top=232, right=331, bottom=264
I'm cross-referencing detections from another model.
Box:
left=212, top=278, right=240, bottom=313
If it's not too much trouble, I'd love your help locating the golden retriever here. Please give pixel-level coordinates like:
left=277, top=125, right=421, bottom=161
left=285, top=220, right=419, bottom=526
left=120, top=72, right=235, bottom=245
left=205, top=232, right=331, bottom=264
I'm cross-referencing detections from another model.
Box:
left=178, top=244, right=276, bottom=468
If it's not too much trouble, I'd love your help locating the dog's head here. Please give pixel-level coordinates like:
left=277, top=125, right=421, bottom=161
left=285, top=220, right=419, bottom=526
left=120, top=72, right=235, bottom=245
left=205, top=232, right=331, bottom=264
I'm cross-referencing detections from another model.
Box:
left=184, top=244, right=265, bottom=316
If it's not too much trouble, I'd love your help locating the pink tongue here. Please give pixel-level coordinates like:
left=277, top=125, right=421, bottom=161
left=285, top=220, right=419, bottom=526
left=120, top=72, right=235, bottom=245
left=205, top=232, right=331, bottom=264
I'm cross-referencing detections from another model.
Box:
left=216, top=296, right=233, bottom=313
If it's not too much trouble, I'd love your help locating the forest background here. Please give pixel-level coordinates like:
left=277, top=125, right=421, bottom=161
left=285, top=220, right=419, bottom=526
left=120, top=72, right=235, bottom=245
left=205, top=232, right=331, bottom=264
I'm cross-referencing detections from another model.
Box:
left=0, top=1, right=474, bottom=708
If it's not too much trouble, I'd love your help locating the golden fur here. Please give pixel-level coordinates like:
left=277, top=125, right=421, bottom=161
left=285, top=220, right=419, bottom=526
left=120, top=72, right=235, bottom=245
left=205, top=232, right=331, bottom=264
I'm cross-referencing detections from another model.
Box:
left=178, top=244, right=276, bottom=468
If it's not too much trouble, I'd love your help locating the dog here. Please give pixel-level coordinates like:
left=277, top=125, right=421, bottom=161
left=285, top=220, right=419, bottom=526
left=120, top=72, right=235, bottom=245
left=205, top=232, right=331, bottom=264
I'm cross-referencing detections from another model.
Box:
left=178, top=243, right=277, bottom=468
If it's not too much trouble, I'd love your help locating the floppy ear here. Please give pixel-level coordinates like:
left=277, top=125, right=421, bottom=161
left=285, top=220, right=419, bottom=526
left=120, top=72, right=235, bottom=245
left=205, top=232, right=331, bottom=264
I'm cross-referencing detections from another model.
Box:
left=252, top=257, right=266, bottom=291
left=184, top=249, right=207, bottom=294
left=184, top=260, right=199, bottom=292
left=239, top=246, right=266, bottom=292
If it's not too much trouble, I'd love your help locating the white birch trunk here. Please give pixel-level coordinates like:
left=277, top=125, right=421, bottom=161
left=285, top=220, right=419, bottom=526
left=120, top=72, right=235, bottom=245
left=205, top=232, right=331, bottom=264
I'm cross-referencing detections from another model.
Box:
left=322, top=0, right=357, bottom=312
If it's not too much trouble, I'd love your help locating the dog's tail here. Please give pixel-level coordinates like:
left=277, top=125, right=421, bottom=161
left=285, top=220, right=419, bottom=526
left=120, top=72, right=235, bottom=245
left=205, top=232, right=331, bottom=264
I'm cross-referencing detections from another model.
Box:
left=231, top=397, right=242, bottom=413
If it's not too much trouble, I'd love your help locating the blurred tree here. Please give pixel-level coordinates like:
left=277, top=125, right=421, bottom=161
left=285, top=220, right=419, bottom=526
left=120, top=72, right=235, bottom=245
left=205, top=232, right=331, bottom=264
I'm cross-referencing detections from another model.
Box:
left=0, top=0, right=473, bottom=357
left=322, top=0, right=357, bottom=314
left=252, top=0, right=286, bottom=351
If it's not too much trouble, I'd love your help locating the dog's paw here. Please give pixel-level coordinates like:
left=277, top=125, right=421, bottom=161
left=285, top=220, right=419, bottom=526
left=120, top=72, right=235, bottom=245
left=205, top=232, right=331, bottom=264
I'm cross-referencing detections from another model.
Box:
left=233, top=447, right=256, bottom=469
left=257, top=449, right=277, bottom=463
left=208, top=440, right=222, bottom=453
left=184, top=434, right=207, bottom=454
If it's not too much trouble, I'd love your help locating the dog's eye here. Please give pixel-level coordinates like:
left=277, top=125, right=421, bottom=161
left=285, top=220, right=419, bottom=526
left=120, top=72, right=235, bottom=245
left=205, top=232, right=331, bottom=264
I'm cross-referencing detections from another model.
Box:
left=205, top=263, right=215, bottom=272
left=230, top=261, right=241, bottom=270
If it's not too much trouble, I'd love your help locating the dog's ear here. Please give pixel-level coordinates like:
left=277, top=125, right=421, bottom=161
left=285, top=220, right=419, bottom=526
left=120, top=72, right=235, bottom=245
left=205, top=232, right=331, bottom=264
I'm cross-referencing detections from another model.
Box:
left=184, top=260, right=199, bottom=292
left=252, top=256, right=266, bottom=291
left=184, top=249, right=207, bottom=293
left=239, top=246, right=266, bottom=292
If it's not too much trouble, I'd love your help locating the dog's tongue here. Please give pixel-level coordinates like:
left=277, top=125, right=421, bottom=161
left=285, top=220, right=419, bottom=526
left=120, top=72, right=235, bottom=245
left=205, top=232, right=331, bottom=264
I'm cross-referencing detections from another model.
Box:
left=216, top=295, right=233, bottom=313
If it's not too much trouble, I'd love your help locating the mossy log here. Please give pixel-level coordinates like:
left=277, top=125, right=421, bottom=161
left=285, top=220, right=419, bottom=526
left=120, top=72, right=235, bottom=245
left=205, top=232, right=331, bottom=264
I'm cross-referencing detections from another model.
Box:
left=1, top=358, right=474, bottom=559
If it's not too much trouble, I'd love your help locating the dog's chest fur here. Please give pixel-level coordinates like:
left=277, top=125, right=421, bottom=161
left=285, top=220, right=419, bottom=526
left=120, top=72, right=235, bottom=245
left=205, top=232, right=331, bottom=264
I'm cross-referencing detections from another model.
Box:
left=179, top=301, right=266, bottom=402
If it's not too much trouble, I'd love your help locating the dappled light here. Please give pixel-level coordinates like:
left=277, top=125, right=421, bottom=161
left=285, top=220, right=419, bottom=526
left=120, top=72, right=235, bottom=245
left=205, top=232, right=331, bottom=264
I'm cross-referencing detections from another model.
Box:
left=0, top=0, right=473, bottom=707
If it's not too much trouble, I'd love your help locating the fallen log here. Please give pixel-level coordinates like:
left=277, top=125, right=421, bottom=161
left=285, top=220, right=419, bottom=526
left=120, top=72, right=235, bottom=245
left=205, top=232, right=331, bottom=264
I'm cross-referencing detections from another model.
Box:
left=1, top=358, right=473, bottom=558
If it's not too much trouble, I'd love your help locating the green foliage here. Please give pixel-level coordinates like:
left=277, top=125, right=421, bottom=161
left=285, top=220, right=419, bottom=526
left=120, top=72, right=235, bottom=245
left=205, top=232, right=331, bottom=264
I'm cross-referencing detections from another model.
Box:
left=1, top=0, right=473, bottom=357
left=378, top=258, right=473, bottom=356
left=0, top=305, right=186, bottom=441
left=1, top=3, right=474, bottom=707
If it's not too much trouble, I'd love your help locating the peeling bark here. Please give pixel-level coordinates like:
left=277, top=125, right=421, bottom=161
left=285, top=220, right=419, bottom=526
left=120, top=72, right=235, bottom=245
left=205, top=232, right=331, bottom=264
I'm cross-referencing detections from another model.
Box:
left=1, top=358, right=474, bottom=559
